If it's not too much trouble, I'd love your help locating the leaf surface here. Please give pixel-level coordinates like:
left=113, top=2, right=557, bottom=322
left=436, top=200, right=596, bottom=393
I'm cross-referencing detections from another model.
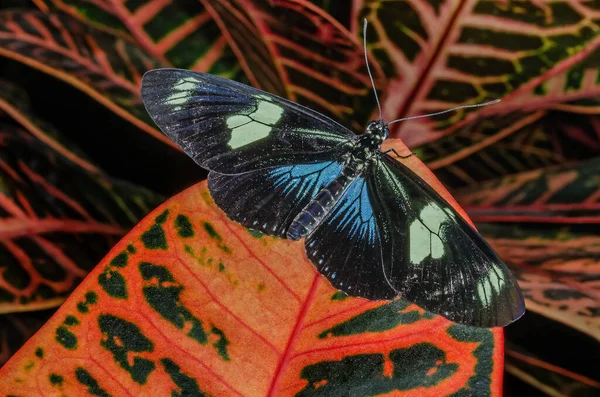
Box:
left=35, top=0, right=244, bottom=76
left=456, top=159, right=600, bottom=341
left=358, top=0, right=600, bottom=149
left=196, top=0, right=386, bottom=131
left=0, top=82, right=164, bottom=315
left=505, top=346, right=600, bottom=396
left=0, top=140, right=504, bottom=396
left=0, top=9, right=174, bottom=147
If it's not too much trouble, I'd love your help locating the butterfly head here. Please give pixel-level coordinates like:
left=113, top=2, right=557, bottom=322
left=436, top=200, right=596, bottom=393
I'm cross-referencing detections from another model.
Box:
left=366, top=120, right=389, bottom=143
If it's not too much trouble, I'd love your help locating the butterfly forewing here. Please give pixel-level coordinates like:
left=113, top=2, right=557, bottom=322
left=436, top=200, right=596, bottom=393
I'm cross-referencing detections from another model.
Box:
left=371, top=154, right=524, bottom=326
left=306, top=154, right=524, bottom=326
left=141, top=69, right=354, bottom=174
left=208, top=153, right=345, bottom=237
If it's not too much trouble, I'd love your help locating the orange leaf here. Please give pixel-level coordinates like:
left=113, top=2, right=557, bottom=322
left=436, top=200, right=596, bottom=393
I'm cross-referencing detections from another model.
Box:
left=0, top=141, right=503, bottom=396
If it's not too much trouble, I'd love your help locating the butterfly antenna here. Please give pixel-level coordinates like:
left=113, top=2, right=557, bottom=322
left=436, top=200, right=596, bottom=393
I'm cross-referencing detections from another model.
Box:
left=363, top=18, right=383, bottom=122
left=386, top=99, right=501, bottom=126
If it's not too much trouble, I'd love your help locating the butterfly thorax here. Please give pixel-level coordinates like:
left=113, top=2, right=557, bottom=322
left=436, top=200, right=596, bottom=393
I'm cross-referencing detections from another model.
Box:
left=346, top=120, right=389, bottom=165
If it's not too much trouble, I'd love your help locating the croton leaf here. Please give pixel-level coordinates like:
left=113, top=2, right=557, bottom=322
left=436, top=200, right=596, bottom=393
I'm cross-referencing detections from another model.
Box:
left=0, top=140, right=504, bottom=396
left=359, top=1, right=600, bottom=147
left=34, top=0, right=245, bottom=78
left=417, top=110, right=600, bottom=188
left=505, top=347, right=600, bottom=396
left=0, top=82, right=164, bottom=315
left=0, top=9, right=175, bottom=147
left=196, top=0, right=385, bottom=131
left=454, top=158, right=600, bottom=341
left=28, top=1, right=385, bottom=132
left=0, top=80, right=97, bottom=173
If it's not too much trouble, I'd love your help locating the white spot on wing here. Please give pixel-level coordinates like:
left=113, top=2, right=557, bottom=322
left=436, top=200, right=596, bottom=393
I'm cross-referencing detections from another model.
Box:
left=477, top=264, right=506, bottom=303
left=165, top=78, right=198, bottom=106
left=431, top=235, right=444, bottom=259
left=227, top=101, right=283, bottom=149
left=420, top=203, right=447, bottom=231
left=409, top=203, right=449, bottom=264
left=409, top=220, right=430, bottom=265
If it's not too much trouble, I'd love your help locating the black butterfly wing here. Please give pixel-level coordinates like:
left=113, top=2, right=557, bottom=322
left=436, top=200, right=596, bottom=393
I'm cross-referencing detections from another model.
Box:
left=141, top=69, right=355, bottom=174
left=307, top=154, right=525, bottom=327
left=305, top=175, right=397, bottom=300
left=208, top=155, right=344, bottom=237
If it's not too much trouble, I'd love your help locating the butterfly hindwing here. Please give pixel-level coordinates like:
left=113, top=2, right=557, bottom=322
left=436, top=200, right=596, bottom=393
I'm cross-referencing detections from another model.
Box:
left=305, top=175, right=397, bottom=300
left=208, top=155, right=344, bottom=237
left=307, top=154, right=524, bottom=327
left=141, top=69, right=354, bottom=174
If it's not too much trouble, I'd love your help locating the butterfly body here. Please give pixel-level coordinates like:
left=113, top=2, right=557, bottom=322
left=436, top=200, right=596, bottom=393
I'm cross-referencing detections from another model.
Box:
left=141, top=68, right=525, bottom=327
left=288, top=121, right=387, bottom=240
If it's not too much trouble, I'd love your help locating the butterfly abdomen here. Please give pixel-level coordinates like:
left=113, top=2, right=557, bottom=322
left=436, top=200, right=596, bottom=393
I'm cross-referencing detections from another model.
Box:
left=286, top=172, right=355, bottom=240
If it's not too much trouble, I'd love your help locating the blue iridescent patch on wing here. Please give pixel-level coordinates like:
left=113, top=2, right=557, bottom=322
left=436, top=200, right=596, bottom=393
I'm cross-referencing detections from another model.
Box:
left=269, top=161, right=343, bottom=198
left=331, top=177, right=377, bottom=244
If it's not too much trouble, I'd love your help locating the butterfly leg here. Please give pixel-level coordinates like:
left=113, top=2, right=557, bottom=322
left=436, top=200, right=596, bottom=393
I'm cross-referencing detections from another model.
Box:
left=383, top=148, right=415, bottom=159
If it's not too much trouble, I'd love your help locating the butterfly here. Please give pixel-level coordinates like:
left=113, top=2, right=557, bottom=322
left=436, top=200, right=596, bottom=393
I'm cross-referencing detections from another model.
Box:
left=141, top=24, right=525, bottom=327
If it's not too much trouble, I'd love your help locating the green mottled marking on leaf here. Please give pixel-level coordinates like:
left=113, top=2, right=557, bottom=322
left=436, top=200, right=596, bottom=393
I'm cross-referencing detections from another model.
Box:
left=565, top=66, right=584, bottom=91
left=56, top=326, right=77, bottom=350
left=75, top=367, right=111, bottom=397
left=298, top=344, right=457, bottom=395
left=175, top=214, right=194, bottom=238
left=389, top=344, right=458, bottom=389
left=203, top=222, right=231, bottom=253
left=98, top=270, right=128, bottom=299
left=458, top=27, right=542, bottom=51
left=160, top=358, right=206, bottom=397
left=86, top=291, right=98, bottom=304
left=211, top=327, right=230, bottom=361
left=68, top=0, right=126, bottom=31
left=49, top=373, right=64, bottom=386
left=544, top=289, right=587, bottom=300
left=110, top=252, right=129, bottom=268
left=203, top=222, right=220, bottom=240
left=331, top=291, right=348, bottom=301
left=64, top=315, right=79, bottom=326
left=139, top=261, right=174, bottom=282
left=35, top=347, right=44, bottom=358
left=318, top=300, right=425, bottom=338
left=141, top=224, right=167, bottom=250
left=127, top=244, right=136, bottom=254
left=77, top=291, right=98, bottom=313
left=447, top=325, right=494, bottom=396
left=184, top=245, right=225, bottom=272
left=98, top=314, right=155, bottom=384
left=247, top=229, right=263, bottom=238
left=139, top=262, right=208, bottom=344
left=24, top=360, right=34, bottom=370
left=156, top=209, right=170, bottom=224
